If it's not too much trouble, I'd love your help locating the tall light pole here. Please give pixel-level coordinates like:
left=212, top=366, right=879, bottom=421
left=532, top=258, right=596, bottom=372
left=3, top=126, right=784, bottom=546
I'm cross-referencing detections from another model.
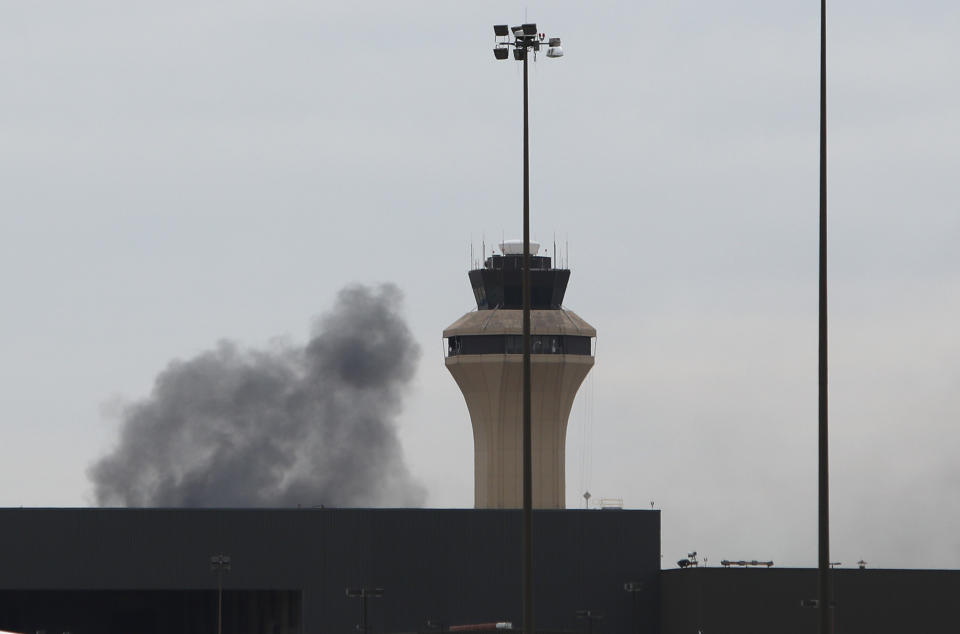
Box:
left=209, top=554, right=231, bottom=634
left=623, top=582, right=645, bottom=634
left=491, top=23, right=564, bottom=634
left=346, top=586, right=384, bottom=634
left=817, top=0, right=832, bottom=633
left=575, top=609, right=603, bottom=634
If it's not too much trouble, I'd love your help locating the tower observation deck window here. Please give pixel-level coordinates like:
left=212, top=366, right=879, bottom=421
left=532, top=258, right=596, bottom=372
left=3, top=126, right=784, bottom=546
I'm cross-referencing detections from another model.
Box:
left=446, top=335, right=592, bottom=357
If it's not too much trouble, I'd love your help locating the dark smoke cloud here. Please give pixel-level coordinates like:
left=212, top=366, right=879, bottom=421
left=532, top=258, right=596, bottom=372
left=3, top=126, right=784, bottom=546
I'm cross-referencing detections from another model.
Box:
left=89, top=284, right=426, bottom=508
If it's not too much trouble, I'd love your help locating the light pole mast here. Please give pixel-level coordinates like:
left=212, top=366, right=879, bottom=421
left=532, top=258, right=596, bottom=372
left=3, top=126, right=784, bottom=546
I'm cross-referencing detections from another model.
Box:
left=492, top=23, right=564, bottom=634
left=209, top=554, right=231, bottom=634
left=817, top=1, right=832, bottom=633
left=521, top=32, right=533, bottom=634
left=346, top=586, right=384, bottom=634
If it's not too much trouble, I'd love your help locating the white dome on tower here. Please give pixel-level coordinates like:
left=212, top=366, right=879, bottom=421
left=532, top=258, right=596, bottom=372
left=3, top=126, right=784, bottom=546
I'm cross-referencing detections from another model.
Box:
left=499, top=239, right=540, bottom=256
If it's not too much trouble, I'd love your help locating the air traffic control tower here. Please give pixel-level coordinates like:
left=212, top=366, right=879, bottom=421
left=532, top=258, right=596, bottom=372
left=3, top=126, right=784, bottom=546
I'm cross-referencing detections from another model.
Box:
left=444, top=240, right=595, bottom=509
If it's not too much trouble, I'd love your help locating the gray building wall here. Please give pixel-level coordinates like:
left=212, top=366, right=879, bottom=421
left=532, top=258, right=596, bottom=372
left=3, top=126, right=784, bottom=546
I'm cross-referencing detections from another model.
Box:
left=0, top=508, right=660, bottom=634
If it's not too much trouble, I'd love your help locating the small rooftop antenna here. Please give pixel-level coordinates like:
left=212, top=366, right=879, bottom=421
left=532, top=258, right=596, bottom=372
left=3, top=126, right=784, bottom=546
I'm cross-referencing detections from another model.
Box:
left=677, top=552, right=698, bottom=568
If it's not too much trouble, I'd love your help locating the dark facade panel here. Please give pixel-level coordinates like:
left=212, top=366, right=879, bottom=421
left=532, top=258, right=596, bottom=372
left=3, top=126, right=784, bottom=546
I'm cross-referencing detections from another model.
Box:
left=661, top=567, right=960, bottom=634
left=0, top=590, right=300, bottom=634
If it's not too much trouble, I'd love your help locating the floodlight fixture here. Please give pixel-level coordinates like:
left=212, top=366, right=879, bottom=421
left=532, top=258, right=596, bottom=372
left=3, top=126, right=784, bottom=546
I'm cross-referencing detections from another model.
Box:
left=346, top=587, right=384, bottom=599
left=209, top=554, right=232, bottom=571
left=495, top=23, right=563, bottom=63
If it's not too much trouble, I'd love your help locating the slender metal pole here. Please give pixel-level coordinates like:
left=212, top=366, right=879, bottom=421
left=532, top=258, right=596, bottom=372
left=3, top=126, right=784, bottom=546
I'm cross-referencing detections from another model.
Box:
left=362, top=592, right=368, bottom=634
left=817, top=0, right=832, bottom=633
left=521, top=45, right=534, bottom=634
left=217, top=568, right=223, bottom=634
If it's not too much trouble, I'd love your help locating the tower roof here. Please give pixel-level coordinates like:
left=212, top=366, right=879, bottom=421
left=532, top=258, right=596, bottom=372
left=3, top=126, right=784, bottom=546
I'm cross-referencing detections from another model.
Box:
left=443, top=308, right=596, bottom=338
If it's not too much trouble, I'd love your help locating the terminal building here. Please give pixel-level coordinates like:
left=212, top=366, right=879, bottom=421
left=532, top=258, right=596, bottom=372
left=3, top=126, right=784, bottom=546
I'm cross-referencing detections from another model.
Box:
left=3, top=507, right=960, bottom=634
left=0, top=507, right=660, bottom=634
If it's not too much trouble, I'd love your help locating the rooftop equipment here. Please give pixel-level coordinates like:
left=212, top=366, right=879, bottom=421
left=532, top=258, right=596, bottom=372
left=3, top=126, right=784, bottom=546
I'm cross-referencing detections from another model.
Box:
left=720, top=560, right=775, bottom=568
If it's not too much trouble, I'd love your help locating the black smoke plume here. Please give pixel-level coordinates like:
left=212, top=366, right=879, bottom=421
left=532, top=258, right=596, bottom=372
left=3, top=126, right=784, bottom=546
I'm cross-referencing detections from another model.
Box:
left=89, top=284, right=426, bottom=507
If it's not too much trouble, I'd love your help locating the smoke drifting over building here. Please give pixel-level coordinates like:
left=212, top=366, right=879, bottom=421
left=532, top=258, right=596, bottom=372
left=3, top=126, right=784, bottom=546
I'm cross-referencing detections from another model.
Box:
left=89, top=284, right=425, bottom=508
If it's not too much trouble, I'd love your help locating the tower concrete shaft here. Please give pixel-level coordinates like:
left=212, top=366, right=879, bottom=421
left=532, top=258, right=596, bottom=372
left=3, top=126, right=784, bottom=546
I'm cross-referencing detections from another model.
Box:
left=444, top=242, right=595, bottom=509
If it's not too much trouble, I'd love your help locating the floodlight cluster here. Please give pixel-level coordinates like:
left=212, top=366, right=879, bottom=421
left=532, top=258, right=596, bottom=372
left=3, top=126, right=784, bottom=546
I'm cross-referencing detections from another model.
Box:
left=492, top=23, right=563, bottom=60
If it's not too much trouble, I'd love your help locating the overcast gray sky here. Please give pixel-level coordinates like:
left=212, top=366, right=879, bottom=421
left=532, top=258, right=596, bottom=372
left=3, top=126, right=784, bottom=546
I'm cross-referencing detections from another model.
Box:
left=2, top=1, right=958, bottom=569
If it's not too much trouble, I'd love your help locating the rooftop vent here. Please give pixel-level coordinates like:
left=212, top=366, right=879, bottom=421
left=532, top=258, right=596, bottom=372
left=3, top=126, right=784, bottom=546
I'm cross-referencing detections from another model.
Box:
left=598, top=497, right=624, bottom=510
